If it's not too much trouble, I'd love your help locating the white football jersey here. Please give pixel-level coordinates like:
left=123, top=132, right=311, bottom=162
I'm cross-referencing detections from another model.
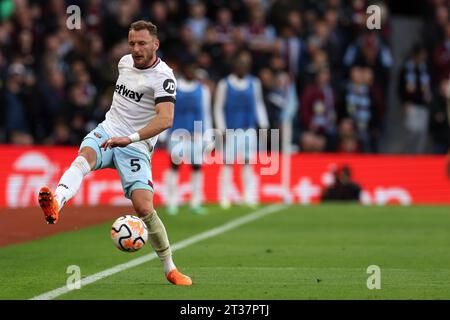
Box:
left=101, top=54, right=177, bottom=156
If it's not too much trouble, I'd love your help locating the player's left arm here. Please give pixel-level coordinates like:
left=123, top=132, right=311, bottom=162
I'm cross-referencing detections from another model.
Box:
left=101, top=101, right=174, bottom=149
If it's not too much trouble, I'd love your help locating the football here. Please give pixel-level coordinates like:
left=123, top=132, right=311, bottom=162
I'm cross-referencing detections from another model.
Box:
left=111, top=215, right=148, bottom=252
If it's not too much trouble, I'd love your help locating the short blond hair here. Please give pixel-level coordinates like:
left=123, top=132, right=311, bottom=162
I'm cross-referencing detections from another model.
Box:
left=129, top=20, right=158, bottom=37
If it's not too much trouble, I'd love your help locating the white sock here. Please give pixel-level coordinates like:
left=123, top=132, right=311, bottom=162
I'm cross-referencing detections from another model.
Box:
left=220, top=165, right=232, bottom=205
left=54, top=156, right=91, bottom=211
left=161, top=255, right=176, bottom=274
left=191, top=170, right=203, bottom=208
left=141, top=212, right=176, bottom=274
left=166, top=168, right=178, bottom=209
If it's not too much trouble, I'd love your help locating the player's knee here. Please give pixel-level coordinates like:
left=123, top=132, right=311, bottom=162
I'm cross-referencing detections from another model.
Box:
left=135, top=206, right=153, bottom=217
left=71, top=155, right=92, bottom=176
left=78, top=147, right=97, bottom=169
left=131, top=189, right=155, bottom=217
left=134, top=202, right=155, bottom=218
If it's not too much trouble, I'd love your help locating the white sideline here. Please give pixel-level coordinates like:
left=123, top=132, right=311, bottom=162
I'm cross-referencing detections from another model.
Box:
left=30, top=204, right=286, bottom=300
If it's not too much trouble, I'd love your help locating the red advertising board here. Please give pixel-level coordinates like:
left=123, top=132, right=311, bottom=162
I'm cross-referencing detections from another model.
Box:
left=0, top=145, right=449, bottom=207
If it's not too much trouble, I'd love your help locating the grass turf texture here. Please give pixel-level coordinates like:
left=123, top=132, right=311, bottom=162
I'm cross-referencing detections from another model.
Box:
left=0, top=204, right=449, bottom=299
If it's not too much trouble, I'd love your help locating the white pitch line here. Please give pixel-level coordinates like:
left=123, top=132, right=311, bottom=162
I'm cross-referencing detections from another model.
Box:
left=30, top=204, right=286, bottom=300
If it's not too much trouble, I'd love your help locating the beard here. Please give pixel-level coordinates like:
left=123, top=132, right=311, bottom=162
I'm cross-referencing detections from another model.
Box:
left=133, top=52, right=155, bottom=69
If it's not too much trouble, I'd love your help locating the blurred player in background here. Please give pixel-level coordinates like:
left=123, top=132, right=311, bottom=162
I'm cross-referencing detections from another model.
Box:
left=165, top=59, right=212, bottom=215
left=37, top=21, right=192, bottom=286
left=447, top=76, right=450, bottom=177
left=214, top=51, right=269, bottom=208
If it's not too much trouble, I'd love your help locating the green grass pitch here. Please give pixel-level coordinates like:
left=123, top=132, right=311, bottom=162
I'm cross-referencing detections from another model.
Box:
left=0, top=204, right=449, bottom=300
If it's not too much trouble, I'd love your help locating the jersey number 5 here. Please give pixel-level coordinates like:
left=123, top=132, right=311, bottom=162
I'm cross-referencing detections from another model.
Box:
left=131, top=158, right=141, bottom=172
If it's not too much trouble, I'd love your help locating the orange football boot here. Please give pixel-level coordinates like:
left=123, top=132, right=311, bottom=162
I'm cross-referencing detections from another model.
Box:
left=166, top=269, right=192, bottom=286
left=38, top=186, right=59, bottom=224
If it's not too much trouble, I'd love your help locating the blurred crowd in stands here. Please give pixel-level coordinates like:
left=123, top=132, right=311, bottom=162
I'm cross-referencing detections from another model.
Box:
left=0, top=0, right=449, bottom=154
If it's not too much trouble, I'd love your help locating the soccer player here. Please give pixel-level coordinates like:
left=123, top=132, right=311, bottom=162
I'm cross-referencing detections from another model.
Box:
left=165, top=60, right=212, bottom=215
left=214, top=50, right=269, bottom=208
left=37, top=21, right=192, bottom=286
